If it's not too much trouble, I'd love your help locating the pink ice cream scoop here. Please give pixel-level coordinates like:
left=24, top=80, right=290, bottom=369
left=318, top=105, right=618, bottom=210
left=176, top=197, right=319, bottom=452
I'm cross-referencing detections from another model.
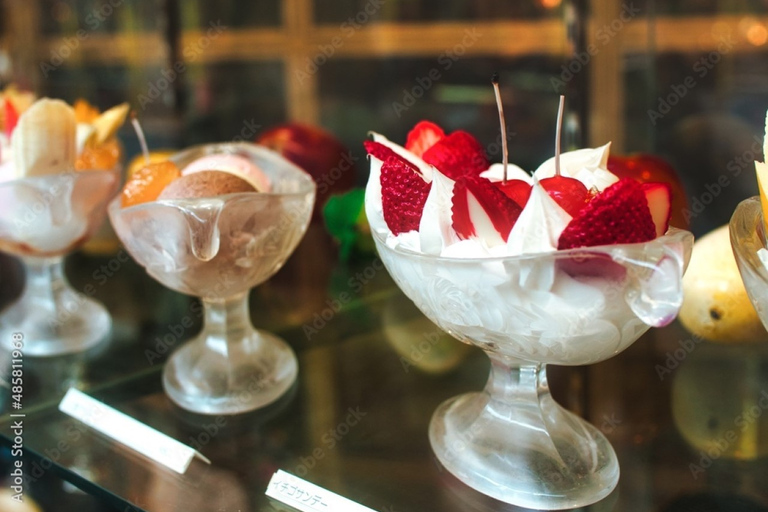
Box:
left=181, top=154, right=271, bottom=192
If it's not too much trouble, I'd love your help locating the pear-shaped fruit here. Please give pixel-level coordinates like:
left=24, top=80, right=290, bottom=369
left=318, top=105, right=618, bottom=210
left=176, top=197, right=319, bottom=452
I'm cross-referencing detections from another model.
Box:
left=679, top=224, right=768, bottom=343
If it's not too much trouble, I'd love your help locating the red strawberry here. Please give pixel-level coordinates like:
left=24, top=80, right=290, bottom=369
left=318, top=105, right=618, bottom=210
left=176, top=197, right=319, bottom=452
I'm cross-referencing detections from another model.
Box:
left=380, top=155, right=431, bottom=235
left=364, top=140, right=403, bottom=164
left=405, top=121, right=445, bottom=157
left=452, top=176, right=522, bottom=244
left=642, top=182, right=672, bottom=237
left=557, top=178, right=657, bottom=250
left=496, top=179, right=532, bottom=208
left=422, top=131, right=489, bottom=180
left=4, top=99, right=19, bottom=139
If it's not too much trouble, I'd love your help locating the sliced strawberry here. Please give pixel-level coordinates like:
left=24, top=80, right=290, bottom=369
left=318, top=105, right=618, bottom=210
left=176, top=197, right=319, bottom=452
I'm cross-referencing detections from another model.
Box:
left=4, top=99, right=19, bottom=139
left=452, top=176, right=522, bottom=244
left=642, top=182, right=672, bottom=237
left=364, top=140, right=403, bottom=164
left=495, top=179, right=532, bottom=208
left=380, top=155, right=431, bottom=235
left=557, top=178, right=656, bottom=250
left=405, top=121, right=445, bottom=157
left=422, top=131, right=489, bottom=180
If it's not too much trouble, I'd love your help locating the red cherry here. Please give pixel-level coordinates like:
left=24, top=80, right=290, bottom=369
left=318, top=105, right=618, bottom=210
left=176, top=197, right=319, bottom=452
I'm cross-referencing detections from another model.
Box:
left=495, top=179, right=532, bottom=208
left=540, top=176, right=590, bottom=217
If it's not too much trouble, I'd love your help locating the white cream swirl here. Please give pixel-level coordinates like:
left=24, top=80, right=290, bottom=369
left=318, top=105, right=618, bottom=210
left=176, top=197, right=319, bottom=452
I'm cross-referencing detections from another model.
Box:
left=534, top=142, right=617, bottom=192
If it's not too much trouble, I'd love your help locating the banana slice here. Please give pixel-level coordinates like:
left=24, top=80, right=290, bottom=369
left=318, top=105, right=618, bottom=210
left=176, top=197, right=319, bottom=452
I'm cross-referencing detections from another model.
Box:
left=89, top=102, right=129, bottom=145
left=11, top=98, right=76, bottom=178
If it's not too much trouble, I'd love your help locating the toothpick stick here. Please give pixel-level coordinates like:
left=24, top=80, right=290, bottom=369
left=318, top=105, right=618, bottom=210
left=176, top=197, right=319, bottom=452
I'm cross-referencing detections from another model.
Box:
left=555, top=95, right=565, bottom=177
left=130, top=112, right=150, bottom=166
left=492, top=72, right=509, bottom=184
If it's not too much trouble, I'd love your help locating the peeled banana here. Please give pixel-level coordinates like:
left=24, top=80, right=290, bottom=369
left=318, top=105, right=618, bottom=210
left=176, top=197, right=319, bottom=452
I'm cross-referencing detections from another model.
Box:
left=11, top=98, right=76, bottom=178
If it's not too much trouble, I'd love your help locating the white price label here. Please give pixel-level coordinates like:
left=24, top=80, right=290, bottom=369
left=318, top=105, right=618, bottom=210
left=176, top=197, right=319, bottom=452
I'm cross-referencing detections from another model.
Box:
left=59, top=388, right=209, bottom=474
left=266, top=470, right=378, bottom=512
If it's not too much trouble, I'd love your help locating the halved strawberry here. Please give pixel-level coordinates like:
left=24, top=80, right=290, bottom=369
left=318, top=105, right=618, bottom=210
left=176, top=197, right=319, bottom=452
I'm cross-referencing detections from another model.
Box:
left=405, top=121, right=445, bottom=158
left=380, top=154, right=431, bottom=235
left=642, top=182, right=672, bottom=237
left=452, top=176, right=522, bottom=245
left=422, top=131, right=489, bottom=180
left=364, top=140, right=402, bottom=165
left=557, top=178, right=656, bottom=250
left=4, top=99, right=19, bottom=139
left=495, top=179, right=532, bottom=208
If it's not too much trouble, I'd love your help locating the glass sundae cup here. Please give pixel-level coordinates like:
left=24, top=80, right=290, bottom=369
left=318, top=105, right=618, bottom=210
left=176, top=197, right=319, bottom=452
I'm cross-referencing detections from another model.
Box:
left=0, top=167, right=120, bottom=356
left=730, top=196, right=768, bottom=328
left=109, top=143, right=315, bottom=415
left=372, top=227, right=692, bottom=509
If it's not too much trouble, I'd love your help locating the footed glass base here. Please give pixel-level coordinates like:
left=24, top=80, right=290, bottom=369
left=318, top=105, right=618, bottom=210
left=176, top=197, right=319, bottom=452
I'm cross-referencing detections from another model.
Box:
left=163, top=295, right=298, bottom=415
left=0, top=257, right=111, bottom=357
left=429, top=362, right=618, bottom=510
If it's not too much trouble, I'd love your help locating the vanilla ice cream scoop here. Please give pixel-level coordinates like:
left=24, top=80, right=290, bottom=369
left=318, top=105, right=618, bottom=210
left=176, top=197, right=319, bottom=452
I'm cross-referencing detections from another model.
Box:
left=182, top=154, right=271, bottom=192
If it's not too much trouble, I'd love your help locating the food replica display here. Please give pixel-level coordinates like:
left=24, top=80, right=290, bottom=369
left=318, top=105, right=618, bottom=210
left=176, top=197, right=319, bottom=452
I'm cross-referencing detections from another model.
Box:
left=109, top=131, right=315, bottom=415
left=0, top=94, right=125, bottom=355
left=363, top=91, right=693, bottom=509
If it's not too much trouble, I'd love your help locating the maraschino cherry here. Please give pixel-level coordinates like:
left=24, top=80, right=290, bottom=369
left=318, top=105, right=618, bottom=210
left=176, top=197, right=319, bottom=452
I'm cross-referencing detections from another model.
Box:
left=539, top=95, right=589, bottom=217
left=491, top=73, right=531, bottom=208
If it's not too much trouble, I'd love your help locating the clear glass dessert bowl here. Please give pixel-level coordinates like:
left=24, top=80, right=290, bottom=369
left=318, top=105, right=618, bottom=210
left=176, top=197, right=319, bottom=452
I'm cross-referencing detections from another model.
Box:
left=730, top=196, right=768, bottom=328
left=109, top=143, right=315, bottom=415
left=373, top=228, right=693, bottom=510
left=0, top=168, right=120, bottom=356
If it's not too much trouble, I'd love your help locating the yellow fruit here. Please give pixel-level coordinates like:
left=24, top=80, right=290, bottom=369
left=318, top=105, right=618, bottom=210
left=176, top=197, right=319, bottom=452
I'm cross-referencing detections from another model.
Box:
left=679, top=224, right=768, bottom=343
left=92, top=102, right=129, bottom=145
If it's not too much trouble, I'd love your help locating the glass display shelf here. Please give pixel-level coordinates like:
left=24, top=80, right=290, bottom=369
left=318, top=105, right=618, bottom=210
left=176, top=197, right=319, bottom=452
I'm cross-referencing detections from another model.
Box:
left=1, top=225, right=767, bottom=512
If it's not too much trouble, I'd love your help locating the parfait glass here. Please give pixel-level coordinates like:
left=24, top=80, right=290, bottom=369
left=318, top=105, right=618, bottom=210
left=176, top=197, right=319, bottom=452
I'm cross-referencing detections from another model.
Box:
left=731, top=197, right=768, bottom=327
left=109, top=143, right=315, bottom=415
left=373, top=228, right=693, bottom=509
left=0, top=168, right=120, bottom=356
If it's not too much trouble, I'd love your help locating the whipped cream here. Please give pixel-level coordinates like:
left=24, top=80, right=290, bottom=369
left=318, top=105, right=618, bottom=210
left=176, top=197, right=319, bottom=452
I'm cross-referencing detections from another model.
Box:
left=533, top=142, right=617, bottom=192
left=419, top=169, right=457, bottom=255
left=507, top=182, right=571, bottom=255
left=480, top=162, right=532, bottom=184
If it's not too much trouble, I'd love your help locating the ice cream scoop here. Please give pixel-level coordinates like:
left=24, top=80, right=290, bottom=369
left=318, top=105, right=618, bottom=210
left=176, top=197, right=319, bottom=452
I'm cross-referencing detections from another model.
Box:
left=158, top=170, right=256, bottom=200
left=182, top=154, right=270, bottom=192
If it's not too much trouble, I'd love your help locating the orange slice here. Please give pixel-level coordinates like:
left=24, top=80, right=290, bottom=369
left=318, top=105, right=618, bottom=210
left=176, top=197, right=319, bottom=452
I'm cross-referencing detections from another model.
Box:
left=76, top=138, right=121, bottom=171
left=73, top=99, right=99, bottom=123
left=121, top=160, right=180, bottom=208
